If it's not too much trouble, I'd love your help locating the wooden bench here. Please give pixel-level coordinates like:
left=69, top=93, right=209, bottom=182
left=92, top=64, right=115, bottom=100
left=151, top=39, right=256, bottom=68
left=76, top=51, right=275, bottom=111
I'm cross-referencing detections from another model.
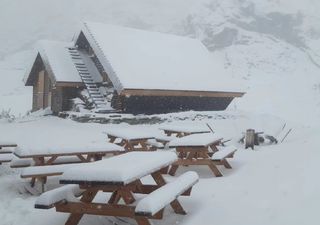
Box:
left=35, top=184, right=84, bottom=209
left=0, top=153, right=13, bottom=164
left=20, top=163, right=90, bottom=192
left=35, top=171, right=199, bottom=225
left=135, top=171, right=198, bottom=218
left=10, top=156, right=84, bottom=168
left=0, top=143, right=17, bottom=149
left=211, top=146, right=237, bottom=169
left=146, top=139, right=164, bottom=150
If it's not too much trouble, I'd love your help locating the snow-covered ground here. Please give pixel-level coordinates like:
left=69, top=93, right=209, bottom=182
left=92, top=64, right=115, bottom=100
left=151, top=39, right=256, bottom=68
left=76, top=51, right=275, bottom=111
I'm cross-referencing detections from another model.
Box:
left=0, top=114, right=319, bottom=225
left=1, top=0, right=320, bottom=225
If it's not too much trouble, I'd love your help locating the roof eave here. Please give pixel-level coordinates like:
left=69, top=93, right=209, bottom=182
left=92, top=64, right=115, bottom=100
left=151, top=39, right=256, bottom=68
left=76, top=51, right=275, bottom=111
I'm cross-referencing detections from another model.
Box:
left=120, top=89, right=245, bottom=98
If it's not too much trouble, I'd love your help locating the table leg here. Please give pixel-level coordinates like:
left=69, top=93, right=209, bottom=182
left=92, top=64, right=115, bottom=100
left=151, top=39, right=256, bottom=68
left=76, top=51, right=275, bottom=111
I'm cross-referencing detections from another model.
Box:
left=108, top=190, right=121, bottom=204
left=221, top=159, right=232, bottom=169
left=135, top=217, right=151, bottom=225
left=65, top=189, right=98, bottom=225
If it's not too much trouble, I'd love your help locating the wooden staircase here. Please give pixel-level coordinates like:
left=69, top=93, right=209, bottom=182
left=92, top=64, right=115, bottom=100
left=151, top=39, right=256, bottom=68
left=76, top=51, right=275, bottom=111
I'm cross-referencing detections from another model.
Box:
left=68, top=47, right=110, bottom=113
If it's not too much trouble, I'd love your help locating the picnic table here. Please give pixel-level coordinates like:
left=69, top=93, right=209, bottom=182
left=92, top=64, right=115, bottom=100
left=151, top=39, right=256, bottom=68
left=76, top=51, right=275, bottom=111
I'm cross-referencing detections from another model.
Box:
left=159, top=125, right=211, bottom=137
left=14, top=142, right=124, bottom=166
left=35, top=151, right=199, bottom=225
left=168, top=133, right=236, bottom=177
left=106, top=129, right=155, bottom=151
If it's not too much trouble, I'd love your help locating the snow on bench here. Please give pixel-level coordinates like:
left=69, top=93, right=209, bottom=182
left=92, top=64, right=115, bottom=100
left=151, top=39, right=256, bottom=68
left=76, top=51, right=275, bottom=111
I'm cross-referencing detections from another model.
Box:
left=0, top=153, right=13, bottom=163
left=10, top=158, right=33, bottom=168
left=21, top=163, right=87, bottom=179
left=169, top=133, right=223, bottom=148
left=14, top=142, right=124, bottom=158
left=211, top=146, right=237, bottom=160
left=61, top=152, right=177, bottom=185
left=146, top=139, right=164, bottom=149
left=0, top=142, right=17, bottom=148
left=10, top=156, right=85, bottom=168
left=135, top=171, right=199, bottom=216
left=35, top=184, right=83, bottom=209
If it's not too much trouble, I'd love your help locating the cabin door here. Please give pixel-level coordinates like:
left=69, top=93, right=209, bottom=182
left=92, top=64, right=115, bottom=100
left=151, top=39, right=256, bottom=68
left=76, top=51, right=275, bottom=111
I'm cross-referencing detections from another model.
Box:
left=36, top=70, right=45, bottom=109
left=36, top=70, right=51, bottom=110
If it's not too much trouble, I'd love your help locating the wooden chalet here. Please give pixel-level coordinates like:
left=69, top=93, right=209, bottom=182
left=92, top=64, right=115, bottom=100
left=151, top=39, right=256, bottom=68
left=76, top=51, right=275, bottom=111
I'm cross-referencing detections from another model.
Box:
left=25, top=22, right=244, bottom=114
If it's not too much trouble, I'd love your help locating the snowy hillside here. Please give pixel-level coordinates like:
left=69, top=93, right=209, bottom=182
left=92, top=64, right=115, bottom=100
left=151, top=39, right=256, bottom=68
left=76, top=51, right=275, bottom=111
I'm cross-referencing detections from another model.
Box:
left=1, top=0, right=320, bottom=124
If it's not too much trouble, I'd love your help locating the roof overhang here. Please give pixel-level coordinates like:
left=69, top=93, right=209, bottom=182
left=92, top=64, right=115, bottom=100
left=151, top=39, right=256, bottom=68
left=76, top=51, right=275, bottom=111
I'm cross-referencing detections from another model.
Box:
left=120, top=89, right=245, bottom=98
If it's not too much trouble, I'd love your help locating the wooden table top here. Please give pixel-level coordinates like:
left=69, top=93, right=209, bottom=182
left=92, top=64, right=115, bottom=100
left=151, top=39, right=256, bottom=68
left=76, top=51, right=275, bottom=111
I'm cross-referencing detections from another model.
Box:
left=60, top=151, right=177, bottom=186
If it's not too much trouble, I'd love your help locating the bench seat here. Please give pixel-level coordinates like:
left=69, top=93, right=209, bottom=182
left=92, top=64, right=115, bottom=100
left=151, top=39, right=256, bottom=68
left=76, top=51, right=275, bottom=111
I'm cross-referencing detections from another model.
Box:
left=0, top=143, right=17, bottom=148
left=10, top=158, right=33, bottom=168
left=135, top=171, right=199, bottom=216
left=35, top=184, right=83, bottom=209
left=10, top=156, right=84, bottom=168
left=0, top=153, right=13, bottom=163
left=21, top=163, right=87, bottom=179
left=146, top=139, right=164, bottom=149
left=211, top=146, right=237, bottom=160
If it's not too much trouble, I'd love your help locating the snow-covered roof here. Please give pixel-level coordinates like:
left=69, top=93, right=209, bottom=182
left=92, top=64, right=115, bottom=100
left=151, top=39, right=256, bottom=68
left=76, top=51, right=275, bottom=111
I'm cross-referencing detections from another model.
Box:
left=81, top=22, right=244, bottom=93
left=25, top=40, right=102, bottom=85
left=36, top=40, right=82, bottom=83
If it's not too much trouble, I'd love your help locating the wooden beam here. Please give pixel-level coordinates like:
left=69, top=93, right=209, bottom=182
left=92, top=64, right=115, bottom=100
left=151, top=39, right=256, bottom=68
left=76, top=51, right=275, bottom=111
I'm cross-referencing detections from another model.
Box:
left=120, top=89, right=244, bottom=98
left=56, top=202, right=136, bottom=217
left=55, top=82, right=84, bottom=88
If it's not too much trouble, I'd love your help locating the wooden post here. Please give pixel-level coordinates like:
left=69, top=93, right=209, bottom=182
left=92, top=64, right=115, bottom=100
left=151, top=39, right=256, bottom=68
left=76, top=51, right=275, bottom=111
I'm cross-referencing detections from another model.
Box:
left=245, top=129, right=255, bottom=150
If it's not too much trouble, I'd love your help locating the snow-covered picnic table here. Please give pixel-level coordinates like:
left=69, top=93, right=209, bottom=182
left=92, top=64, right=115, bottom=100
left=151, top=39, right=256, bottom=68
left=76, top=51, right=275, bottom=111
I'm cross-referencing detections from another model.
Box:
left=159, top=125, right=211, bottom=137
left=35, top=151, right=199, bottom=225
left=168, top=133, right=236, bottom=177
left=105, top=129, right=156, bottom=151
left=13, top=142, right=124, bottom=166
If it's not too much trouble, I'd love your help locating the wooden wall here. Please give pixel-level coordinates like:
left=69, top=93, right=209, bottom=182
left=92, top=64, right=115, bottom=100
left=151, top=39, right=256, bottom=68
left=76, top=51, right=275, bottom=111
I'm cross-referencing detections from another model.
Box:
left=32, top=70, right=80, bottom=114
left=113, top=95, right=234, bottom=114
left=32, top=70, right=51, bottom=111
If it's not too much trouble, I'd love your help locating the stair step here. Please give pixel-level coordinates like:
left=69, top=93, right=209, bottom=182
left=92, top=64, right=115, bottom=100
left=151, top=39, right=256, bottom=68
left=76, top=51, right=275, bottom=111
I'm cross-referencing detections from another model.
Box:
left=92, top=97, right=103, bottom=100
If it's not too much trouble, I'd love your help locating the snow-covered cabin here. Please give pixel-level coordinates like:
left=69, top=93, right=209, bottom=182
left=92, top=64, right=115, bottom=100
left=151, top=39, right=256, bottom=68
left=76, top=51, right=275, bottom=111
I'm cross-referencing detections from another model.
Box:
left=25, top=22, right=244, bottom=114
